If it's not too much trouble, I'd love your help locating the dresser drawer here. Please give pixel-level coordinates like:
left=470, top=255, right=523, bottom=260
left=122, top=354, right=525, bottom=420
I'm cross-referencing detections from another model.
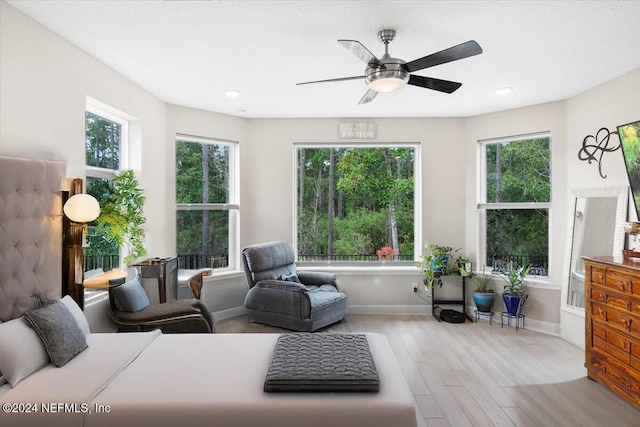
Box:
left=591, top=288, right=607, bottom=303
left=606, top=268, right=636, bottom=295
left=593, top=322, right=606, bottom=340
left=591, top=266, right=606, bottom=284
left=590, top=354, right=630, bottom=392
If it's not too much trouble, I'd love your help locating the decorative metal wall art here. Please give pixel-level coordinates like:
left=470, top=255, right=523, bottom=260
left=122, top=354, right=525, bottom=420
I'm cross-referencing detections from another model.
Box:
left=577, top=127, right=620, bottom=179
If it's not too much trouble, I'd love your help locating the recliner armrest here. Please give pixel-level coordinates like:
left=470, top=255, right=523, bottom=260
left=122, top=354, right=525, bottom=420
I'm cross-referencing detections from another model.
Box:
left=297, top=271, right=340, bottom=290
left=255, top=279, right=308, bottom=293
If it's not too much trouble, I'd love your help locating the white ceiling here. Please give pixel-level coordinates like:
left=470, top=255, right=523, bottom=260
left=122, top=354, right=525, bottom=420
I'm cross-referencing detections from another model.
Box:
left=7, top=0, right=640, bottom=118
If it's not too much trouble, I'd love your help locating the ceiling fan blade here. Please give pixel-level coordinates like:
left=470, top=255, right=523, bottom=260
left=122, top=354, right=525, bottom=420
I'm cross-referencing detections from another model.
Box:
left=408, top=75, right=462, bottom=93
left=405, top=40, right=482, bottom=73
left=297, top=75, right=364, bottom=85
left=338, top=40, right=386, bottom=68
left=358, top=89, right=378, bottom=105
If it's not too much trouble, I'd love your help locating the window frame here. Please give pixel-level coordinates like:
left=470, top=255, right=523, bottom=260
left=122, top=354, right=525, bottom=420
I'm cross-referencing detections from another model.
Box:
left=84, top=99, right=134, bottom=276
left=175, top=134, right=240, bottom=273
left=477, top=132, right=551, bottom=277
left=85, top=98, right=129, bottom=178
left=292, top=142, right=422, bottom=267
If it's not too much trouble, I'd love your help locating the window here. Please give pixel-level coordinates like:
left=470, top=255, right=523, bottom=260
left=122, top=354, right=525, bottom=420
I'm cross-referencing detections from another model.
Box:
left=84, top=101, right=130, bottom=272
left=478, top=133, right=551, bottom=276
left=295, top=144, right=419, bottom=264
left=175, top=135, right=239, bottom=271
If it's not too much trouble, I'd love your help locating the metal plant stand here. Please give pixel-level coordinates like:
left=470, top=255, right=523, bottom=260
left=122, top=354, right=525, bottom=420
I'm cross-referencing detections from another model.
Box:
left=474, top=310, right=494, bottom=325
left=431, top=275, right=473, bottom=323
left=501, top=312, right=525, bottom=330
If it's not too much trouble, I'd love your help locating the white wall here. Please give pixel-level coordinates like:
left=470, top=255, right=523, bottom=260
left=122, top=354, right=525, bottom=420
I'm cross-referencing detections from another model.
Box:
left=462, top=101, right=567, bottom=332
left=0, top=1, right=169, bottom=259
left=561, top=68, right=640, bottom=347
left=3, top=1, right=640, bottom=335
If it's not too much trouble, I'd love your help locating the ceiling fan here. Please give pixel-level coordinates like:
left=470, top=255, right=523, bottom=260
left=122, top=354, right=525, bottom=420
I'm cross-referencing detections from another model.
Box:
left=297, top=29, right=482, bottom=104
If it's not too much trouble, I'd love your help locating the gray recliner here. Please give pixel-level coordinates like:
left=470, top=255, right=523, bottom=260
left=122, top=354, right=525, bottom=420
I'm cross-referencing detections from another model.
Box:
left=242, top=241, right=347, bottom=331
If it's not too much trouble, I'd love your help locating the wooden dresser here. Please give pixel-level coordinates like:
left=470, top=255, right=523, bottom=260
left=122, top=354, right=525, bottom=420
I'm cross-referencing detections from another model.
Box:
left=584, top=256, right=640, bottom=410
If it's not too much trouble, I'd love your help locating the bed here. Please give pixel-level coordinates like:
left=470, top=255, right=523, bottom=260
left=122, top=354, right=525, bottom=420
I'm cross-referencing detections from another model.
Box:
left=0, top=156, right=418, bottom=427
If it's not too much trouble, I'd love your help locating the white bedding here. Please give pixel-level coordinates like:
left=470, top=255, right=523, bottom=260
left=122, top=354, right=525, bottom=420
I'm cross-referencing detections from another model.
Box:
left=0, top=332, right=417, bottom=427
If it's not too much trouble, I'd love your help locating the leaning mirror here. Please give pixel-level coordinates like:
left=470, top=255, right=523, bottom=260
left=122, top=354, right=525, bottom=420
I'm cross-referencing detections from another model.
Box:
left=561, top=186, right=628, bottom=314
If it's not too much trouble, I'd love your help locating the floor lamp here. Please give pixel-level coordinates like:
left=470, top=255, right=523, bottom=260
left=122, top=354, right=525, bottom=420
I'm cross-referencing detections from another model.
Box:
left=63, top=180, right=100, bottom=310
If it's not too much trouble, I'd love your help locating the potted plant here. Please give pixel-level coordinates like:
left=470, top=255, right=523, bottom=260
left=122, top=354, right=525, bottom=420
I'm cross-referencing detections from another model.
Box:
left=416, top=243, right=461, bottom=289
left=500, top=262, right=531, bottom=315
left=430, top=244, right=459, bottom=273
left=460, top=264, right=495, bottom=313
left=95, top=169, right=147, bottom=266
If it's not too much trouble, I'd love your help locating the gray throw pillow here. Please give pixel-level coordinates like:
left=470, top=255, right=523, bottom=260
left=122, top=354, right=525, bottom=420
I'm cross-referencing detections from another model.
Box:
left=279, top=273, right=301, bottom=283
left=24, top=301, right=88, bottom=367
left=112, top=277, right=151, bottom=312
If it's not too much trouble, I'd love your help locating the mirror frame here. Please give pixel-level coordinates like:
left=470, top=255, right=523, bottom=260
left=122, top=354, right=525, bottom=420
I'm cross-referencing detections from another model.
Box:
left=561, top=186, right=629, bottom=316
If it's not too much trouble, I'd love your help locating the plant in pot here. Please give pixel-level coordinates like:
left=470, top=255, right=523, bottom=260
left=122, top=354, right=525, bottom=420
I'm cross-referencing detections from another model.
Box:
left=460, top=264, right=495, bottom=313
left=500, top=262, right=531, bottom=316
left=416, top=243, right=461, bottom=289
left=95, top=169, right=147, bottom=267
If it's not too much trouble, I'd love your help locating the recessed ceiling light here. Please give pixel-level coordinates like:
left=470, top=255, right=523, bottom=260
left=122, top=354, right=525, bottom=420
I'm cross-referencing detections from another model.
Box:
left=237, top=109, right=247, bottom=113
left=495, top=87, right=513, bottom=96
left=224, top=89, right=241, bottom=98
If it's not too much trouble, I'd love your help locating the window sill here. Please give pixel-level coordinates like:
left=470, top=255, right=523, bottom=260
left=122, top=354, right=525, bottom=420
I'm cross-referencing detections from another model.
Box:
left=297, top=265, right=421, bottom=276
left=203, top=270, right=245, bottom=282
left=522, top=277, right=560, bottom=291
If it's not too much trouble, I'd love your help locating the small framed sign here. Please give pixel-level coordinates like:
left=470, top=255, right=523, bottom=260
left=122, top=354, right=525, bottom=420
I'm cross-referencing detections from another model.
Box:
left=339, top=122, right=376, bottom=139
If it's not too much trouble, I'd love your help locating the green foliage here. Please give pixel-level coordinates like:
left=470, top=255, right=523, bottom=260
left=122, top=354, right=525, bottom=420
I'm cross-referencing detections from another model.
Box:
left=85, top=112, right=120, bottom=169
left=95, top=170, right=146, bottom=266
left=297, top=147, right=415, bottom=261
left=175, top=139, right=231, bottom=261
left=484, top=138, right=550, bottom=267
left=459, top=264, right=493, bottom=293
left=416, top=243, right=462, bottom=289
left=501, top=262, right=531, bottom=296
left=85, top=177, right=119, bottom=261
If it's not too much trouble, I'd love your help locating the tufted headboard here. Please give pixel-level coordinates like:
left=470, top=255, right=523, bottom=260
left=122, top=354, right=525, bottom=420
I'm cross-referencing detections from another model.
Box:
left=0, top=156, right=66, bottom=322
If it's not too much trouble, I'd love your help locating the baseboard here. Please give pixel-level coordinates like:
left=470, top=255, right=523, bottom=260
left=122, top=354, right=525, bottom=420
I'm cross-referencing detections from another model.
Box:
left=347, top=305, right=432, bottom=315
left=213, top=306, right=247, bottom=321
left=213, top=304, right=561, bottom=336
left=464, top=304, right=561, bottom=336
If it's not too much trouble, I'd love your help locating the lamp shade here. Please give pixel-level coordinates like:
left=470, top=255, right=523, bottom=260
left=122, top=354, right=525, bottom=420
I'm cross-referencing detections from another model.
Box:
left=63, top=194, right=100, bottom=223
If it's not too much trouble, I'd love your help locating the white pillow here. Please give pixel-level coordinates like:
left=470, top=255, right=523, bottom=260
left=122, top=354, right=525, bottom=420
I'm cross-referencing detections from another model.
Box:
left=60, top=295, right=91, bottom=335
left=0, top=317, right=49, bottom=387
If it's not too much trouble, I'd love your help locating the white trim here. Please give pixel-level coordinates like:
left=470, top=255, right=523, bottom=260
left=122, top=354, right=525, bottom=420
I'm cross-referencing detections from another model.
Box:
left=212, top=306, right=247, bottom=321
left=203, top=270, right=245, bottom=282
left=477, top=132, right=552, bottom=277
left=85, top=97, right=132, bottom=171
left=177, top=203, right=240, bottom=211
left=465, top=304, right=560, bottom=336
left=347, top=305, right=430, bottom=315
left=175, top=135, right=240, bottom=271
left=217, top=303, right=561, bottom=336
left=478, top=131, right=552, bottom=145
left=478, top=202, right=552, bottom=210
left=297, top=265, right=422, bottom=276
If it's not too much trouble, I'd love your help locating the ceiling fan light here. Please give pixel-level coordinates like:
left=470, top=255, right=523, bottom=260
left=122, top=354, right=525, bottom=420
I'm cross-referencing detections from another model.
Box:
left=365, top=64, right=409, bottom=93
left=368, top=77, right=407, bottom=93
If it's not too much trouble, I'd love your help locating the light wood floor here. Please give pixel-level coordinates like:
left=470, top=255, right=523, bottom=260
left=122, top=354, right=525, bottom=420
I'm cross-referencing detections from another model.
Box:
left=217, top=313, right=640, bottom=427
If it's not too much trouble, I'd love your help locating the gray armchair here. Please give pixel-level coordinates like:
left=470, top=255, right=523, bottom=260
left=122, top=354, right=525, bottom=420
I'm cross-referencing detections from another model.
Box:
left=107, top=275, right=215, bottom=334
left=242, top=241, right=347, bottom=331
